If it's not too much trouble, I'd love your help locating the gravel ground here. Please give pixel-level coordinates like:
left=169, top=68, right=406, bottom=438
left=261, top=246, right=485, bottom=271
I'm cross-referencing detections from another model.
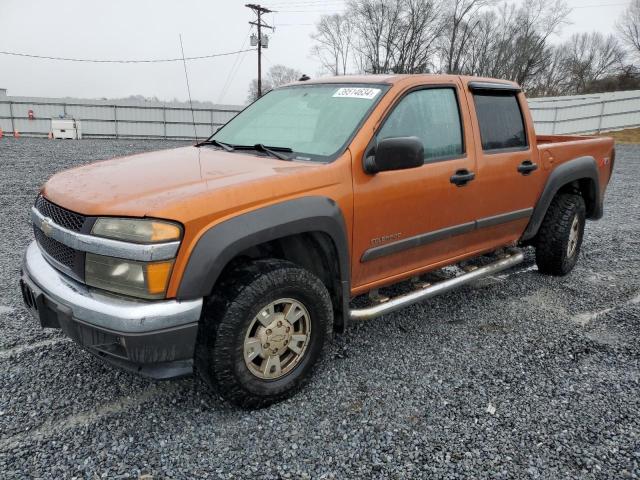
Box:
left=0, top=137, right=638, bottom=479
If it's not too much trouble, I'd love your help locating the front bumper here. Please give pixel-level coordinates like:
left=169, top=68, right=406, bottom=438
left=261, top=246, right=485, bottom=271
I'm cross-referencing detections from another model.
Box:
left=20, top=241, right=203, bottom=379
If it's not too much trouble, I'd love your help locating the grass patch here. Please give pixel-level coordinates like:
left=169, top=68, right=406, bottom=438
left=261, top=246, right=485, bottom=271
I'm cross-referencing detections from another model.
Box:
left=598, top=127, right=640, bottom=143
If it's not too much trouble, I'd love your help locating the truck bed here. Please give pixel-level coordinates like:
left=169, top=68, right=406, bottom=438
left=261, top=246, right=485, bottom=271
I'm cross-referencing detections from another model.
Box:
left=536, top=134, right=615, bottom=202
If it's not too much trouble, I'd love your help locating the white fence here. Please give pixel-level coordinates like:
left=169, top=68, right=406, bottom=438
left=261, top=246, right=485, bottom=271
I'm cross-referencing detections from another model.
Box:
left=2, top=89, right=640, bottom=139
left=0, top=95, right=243, bottom=140
left=528, top=90, right=640, bottom=135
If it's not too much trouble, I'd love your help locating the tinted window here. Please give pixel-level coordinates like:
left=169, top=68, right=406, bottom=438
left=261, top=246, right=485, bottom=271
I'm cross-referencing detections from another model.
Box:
left=377, top=88, right=464, bottom=162
left=473, top=92, right=527, bottom=151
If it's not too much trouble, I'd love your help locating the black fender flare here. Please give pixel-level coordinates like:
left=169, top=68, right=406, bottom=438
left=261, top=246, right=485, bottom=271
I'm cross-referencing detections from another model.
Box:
left=522, top=155, right=601, bottom=241
left=176, top=196, right=351, bottom=324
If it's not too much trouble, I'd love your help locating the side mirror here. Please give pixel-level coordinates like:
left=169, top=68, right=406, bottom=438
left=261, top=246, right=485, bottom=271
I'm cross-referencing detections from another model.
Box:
left=364, top=136, right=424, bottom=174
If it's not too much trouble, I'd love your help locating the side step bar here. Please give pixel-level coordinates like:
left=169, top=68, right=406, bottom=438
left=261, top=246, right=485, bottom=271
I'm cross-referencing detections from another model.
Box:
left=349, top=248, right=524, bottom=322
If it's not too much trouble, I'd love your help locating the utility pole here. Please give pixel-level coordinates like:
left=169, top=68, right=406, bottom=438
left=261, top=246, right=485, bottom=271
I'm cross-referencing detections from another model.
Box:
left=245, top=3, right=273, bottom=98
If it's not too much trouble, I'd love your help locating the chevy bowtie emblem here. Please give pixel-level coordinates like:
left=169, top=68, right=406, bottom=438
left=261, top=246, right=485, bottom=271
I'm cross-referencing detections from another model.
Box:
left=40, top=217, right=54, bottom=237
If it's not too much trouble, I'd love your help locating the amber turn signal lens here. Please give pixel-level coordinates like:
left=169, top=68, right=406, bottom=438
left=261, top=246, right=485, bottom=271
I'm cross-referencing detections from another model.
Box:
left=146, top=261, right=174, bottom=295
left=92, top=218, right=182, bottom=244
left=150, top=222, right=182, bottom=243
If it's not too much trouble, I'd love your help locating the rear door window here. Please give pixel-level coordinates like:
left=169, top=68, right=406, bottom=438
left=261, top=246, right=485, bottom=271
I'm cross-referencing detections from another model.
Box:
left=473, top=92, right=527, bottom=152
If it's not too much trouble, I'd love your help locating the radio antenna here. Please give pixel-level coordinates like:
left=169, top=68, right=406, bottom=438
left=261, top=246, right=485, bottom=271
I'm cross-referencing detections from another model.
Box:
left=179, top=34, right=198, bottom=142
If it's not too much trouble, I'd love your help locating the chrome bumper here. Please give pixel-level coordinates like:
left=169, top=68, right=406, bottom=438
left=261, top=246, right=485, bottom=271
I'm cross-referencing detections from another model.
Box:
left=21, top=241, right=202, bottom=333
left=20, top=241, right=203, bottom=378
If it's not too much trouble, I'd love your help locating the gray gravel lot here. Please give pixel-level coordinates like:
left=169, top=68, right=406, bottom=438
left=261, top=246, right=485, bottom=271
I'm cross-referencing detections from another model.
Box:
left=0, top=137, right=639, bottom=479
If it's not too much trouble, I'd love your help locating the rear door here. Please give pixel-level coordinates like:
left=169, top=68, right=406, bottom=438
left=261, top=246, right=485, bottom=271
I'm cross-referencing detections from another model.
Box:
left=461, top=82, right=546, bottom=254
left=351, top=80, right=480, bottom=291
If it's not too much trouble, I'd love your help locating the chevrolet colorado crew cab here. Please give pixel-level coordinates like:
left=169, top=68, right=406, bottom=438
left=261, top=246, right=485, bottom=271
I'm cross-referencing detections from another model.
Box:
left=20, top=75, right=614, bottom=408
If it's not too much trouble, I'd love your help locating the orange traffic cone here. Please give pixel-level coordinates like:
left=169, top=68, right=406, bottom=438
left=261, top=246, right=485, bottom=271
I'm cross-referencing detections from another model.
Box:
left=0, top=128, right=3, bottom=139
left=13, top=129, right=20, bottom=139
left=48, top=132, right=53, bottom=140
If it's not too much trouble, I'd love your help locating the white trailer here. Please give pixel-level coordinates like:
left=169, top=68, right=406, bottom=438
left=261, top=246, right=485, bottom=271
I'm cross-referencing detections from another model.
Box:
left=51, top=119, right=82, bottom=139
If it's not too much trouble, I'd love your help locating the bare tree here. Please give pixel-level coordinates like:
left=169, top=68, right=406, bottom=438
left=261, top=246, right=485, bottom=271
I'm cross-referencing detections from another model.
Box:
left=306, top=0, right=628, bottom=97
left=247, top=78, right=273, bottom=103
left=391, top=0, right=443, bottom=73
left=314, top=0, right=442, bottom=74
left=463, top=7, right=515, bottom=78
left=439, top=0, right=495, bottom=74
left=561, top=32, right=625, bottom=94
left=527, top=45, right=569, bottom=97
left=268, top=65, right=303, bottom=87
left=617, top=0, right=640, bottom=60
left=310, top=14, right=352, bottom=75
left=247, top=65, right=301, bottom=102
left=581, top=65, right=640, bottom=93
left=459, top=0, right=569, bottom=88
left=347, top=0, right=404, bottom=74
left=509, top=0, right=570, bottom=87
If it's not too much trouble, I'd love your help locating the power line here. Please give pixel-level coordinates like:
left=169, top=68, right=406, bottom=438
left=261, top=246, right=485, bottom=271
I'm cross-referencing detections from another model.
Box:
left=218, top=26, right=253, bottom=103
left=0, top=48, right=256, bottom=63
left=179, top=34, right=198, bottom=142
left=268, top=1, right=345, bottom=7
left=571, top=1, right=630, bottom=7
left=219, top=51, right=250, bottom=103
left=267, top=0, right=345, bottom=6
left=274, top=9, right=345, bottom=13
left=267, top=0, right=345, bottom=13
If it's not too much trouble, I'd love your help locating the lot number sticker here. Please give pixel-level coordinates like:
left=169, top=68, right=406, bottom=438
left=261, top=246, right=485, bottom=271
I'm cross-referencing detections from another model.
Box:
left=333, top=87, right=381, bottom=99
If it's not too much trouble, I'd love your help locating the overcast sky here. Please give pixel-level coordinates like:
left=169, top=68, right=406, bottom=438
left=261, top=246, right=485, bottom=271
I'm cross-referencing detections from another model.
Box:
left=0, top=0, right=631, bottom=105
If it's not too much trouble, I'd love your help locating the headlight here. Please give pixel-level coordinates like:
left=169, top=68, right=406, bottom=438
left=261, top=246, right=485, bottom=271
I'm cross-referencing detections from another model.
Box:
left=85, top=253, right=174, bottom=300
left=92, top=218, right=182, bottom=243
left=87, top=218, right=181, bottom=299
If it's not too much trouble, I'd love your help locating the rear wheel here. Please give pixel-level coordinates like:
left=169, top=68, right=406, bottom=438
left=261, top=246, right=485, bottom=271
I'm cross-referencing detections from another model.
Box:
left=535, top=193, right=586, bottom=276
left=195, top=259, right=332, bottom=409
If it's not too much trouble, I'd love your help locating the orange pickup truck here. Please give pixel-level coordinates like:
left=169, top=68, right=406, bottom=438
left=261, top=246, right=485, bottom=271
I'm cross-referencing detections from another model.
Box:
left=20, top=75, right=614, bottom=408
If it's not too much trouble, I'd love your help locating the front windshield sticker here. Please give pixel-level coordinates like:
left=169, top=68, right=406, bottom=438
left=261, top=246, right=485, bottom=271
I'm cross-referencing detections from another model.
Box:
left=332, top=87, right=381, bottom=100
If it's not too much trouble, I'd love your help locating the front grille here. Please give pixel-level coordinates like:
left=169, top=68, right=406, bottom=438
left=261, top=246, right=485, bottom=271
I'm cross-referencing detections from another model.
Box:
left=33, top=227, right=76, bottom=269
left=32, top=196, right=89, bottom=280
left=34, top=195, right=86, bottom=232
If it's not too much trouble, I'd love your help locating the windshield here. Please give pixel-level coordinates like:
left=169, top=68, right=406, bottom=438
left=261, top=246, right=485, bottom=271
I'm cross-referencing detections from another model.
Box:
left=211, top=84, right=389, bottom=162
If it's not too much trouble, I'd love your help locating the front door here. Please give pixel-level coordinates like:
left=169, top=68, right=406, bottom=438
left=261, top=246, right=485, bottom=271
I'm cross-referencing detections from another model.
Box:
left=351, top=81, right=480, bottom=292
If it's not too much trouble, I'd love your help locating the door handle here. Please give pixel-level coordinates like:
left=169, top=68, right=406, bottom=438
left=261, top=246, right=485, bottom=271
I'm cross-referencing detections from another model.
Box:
left=450, top=169, right=475, bottom=187
left=517, top=160, right=538, bottom=175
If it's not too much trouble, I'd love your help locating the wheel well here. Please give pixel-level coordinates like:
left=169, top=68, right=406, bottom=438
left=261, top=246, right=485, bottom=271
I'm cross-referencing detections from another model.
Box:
left=215, top=232, right=345, bottom=332
left=557, top=178, right=598, bottom=218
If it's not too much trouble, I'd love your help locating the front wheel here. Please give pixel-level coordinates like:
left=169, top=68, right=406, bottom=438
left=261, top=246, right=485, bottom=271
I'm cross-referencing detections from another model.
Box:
left=535, top=193, right=586, bottom=276
left=195, top=259, right=333, bottom=409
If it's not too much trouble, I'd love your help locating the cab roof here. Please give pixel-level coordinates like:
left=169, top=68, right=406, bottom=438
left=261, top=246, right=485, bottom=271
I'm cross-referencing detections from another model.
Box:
left=287, top=74, right=520, bottom=90
left=291, top=74, right=442, bottom=85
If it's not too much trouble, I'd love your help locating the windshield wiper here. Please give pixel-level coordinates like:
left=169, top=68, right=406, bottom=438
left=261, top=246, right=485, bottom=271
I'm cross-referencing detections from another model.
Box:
left=198, top=140, right=293, bottom=160
left=195, top=139, right=234, bottom=152
left=251, top=144, right=293, bottom=160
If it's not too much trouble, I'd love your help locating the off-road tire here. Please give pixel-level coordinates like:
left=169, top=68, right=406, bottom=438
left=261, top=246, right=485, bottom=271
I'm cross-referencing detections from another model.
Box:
left=195, top=259, right=333, bottom=409
left=535, top=193, right=586, bottom=276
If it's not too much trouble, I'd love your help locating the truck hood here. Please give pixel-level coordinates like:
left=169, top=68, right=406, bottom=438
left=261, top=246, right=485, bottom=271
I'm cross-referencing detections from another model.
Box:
left=42, top=146, right=328, bottom=220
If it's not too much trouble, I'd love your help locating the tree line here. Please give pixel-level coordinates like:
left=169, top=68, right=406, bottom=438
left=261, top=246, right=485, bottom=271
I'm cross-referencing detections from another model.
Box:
left=309, top=0, right=640, bottom=97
